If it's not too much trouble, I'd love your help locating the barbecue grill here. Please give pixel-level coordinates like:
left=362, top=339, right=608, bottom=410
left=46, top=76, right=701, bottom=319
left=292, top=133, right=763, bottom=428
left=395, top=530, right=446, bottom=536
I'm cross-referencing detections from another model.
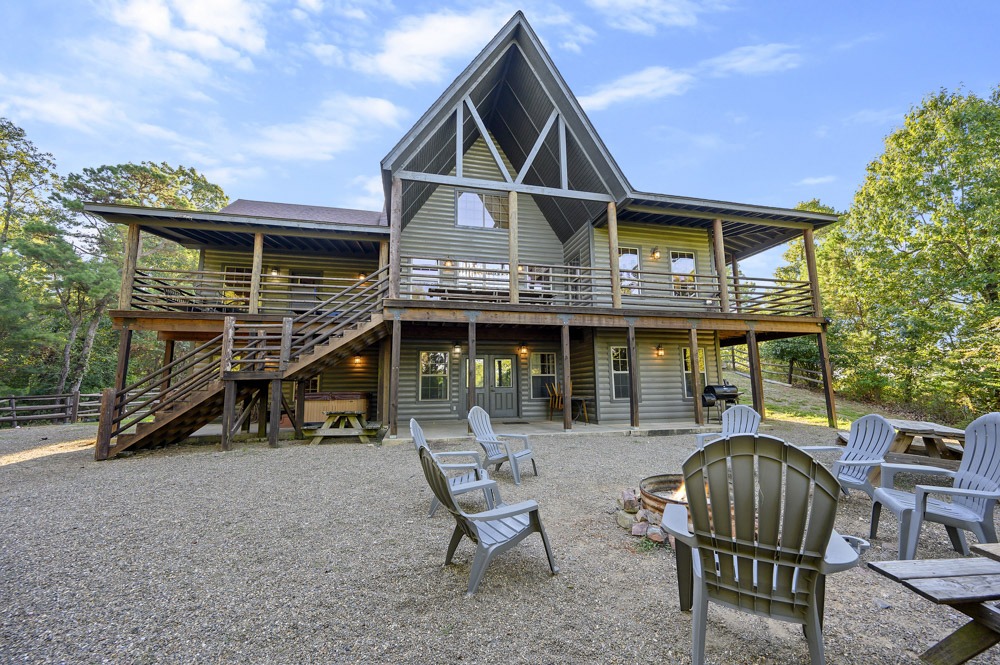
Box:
left=702, top=382, right=741, bottom=421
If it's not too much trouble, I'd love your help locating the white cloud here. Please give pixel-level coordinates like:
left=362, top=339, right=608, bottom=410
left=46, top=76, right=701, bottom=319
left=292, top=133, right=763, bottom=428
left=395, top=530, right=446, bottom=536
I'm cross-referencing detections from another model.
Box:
left=344, top=174, right=387, bottom=210
left=0, top=78, right=122, bottom=132
left=351, top=7, right=511, bottom=84
left=703, top=43, right=801, bottom=76
left=329, top=0, right=388, bottom=20
left=297, top=0, right=324, bottom=12
left=247, top=95, right=406, bottom=160
left=201, top=164, right=268, bottom=187
left=585, top=0, right=726, bottom=35
left=795, top=175, right=836, bottom=186
left=845, top=108, right=902, bottom=125
left=578, top=66, right=694, bottom=111
left=306, top=42, right=345, bottom=66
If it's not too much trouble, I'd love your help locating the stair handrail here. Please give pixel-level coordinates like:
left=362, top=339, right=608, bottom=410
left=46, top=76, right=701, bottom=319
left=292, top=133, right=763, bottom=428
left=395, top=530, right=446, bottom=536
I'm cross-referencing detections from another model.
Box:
left=290, top=267, right=388, bottom=360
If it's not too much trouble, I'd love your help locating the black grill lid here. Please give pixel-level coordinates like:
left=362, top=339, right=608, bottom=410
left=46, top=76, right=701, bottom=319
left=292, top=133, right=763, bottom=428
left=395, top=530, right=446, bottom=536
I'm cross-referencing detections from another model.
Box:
left=704, top=383, right=739, bottom=398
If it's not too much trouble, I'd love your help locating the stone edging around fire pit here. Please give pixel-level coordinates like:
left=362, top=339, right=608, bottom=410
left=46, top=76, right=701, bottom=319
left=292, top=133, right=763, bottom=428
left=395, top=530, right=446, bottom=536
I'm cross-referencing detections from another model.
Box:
left=615, top=488, right=666, bottom=543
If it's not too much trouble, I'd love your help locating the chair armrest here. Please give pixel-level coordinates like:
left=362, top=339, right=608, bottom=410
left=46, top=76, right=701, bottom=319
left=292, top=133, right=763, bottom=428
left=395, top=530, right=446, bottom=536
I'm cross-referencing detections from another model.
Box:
left=438, top=462, right=479, bottom=471
left=799, top=445, right=844, bottom=453
left=496, top=433, right=532, bottom=450
left=467, top=500, right=539, bottom=521
left=834, top=458, right=884, bottom=467
left=915, top=485, right=1000, bottom=503
left=661, top=504, right=696, bottom=547
left=434, top=450, right=483, bottom=466
left=820, top=530, right=860, bottom=574
left=880, top=463, right=955, bottom=488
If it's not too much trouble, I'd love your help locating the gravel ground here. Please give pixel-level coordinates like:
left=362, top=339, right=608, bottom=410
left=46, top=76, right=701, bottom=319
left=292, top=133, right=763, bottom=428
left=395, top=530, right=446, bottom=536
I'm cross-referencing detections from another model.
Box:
left=2, top=420, right=998, bottom=664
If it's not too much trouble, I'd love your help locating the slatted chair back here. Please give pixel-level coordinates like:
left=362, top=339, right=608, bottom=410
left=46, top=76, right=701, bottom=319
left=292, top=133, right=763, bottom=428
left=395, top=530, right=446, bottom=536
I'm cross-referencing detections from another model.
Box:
left=684, top=435, right=841, bottom=625
left=837, top=414, right=896, bottom=488
left=953, top=412, right=1000, bottom=518
left=419, top=446, right=468, bottom=518
left=410, top=418, right=428, bottom=450
left=720, top=405, right=761, bottom=437
left=468, top=406, right=504, bottom=457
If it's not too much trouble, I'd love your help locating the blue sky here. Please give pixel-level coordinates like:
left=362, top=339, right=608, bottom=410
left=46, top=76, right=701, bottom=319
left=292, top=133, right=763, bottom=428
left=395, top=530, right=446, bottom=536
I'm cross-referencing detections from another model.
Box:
left=2, top=1, right=997, bottom=275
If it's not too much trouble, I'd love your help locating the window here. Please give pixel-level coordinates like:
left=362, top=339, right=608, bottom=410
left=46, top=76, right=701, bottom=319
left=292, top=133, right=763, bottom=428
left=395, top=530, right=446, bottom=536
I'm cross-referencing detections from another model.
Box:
left=419, top=351, right=449, bottom=400
left=456, top=191, right=508, bottom=229
left=494, top=358, right=513, bottom=388
left=530, top=353, right=556, bottom=399
left=223, top=266, right=252, bottom=306
left=610, top=346, right=630, bottom=399
left=462, top=358, right=485, bottom=388
left=618, top=247, right=640, bottom=295
left=683, top=348, right=708, bottom=398
left=671, top=251, right=696, bottom=297
left=294, top=375, right=321, bottom=399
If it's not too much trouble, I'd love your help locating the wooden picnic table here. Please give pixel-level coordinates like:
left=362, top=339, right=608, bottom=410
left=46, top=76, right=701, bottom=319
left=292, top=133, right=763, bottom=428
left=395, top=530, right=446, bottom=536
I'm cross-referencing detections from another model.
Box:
left=869, top=557, right=1000, bottom=664
left=306, top=411, right=381, bottom=444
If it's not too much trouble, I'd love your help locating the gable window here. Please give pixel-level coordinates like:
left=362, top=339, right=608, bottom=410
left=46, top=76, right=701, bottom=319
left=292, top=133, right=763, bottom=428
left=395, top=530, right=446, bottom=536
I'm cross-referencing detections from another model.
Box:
left=610, top=346, right=630, bottom=399
left=529, top=352, right=556, bottom=399
left=456, top=191, right=508, bottom=229
left=682, top=348, right=708, bottom=398
left=671, top=251, right=696, bottom=297
left=419, top=351, right=449, bottom=401
left=618, top=247, right=640, bottom=295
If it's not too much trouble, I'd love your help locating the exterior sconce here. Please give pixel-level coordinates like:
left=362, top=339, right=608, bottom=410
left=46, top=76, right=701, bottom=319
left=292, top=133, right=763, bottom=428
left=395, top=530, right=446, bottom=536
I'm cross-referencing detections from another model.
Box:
left=357, top=272, right=366, bottom=280
left=353, top=355, right=362, bottom=365
left=270, top=267, right=279, bottom=276
left=655, top=344, right=664, bottom=357
left=443, top=258, right=454, bottom=267
left=650, top=247, right=661, bottom=260
left=453, top=342, right=462, bottom=354
left=518, top=343, right=528, bottom=355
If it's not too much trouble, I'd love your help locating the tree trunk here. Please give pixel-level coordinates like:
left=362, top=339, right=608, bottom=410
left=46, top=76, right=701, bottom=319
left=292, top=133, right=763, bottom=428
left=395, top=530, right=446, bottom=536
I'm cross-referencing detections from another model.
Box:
left=69, top=298, right=110, bottom=394
left=56, top=315, right=82, bottom=395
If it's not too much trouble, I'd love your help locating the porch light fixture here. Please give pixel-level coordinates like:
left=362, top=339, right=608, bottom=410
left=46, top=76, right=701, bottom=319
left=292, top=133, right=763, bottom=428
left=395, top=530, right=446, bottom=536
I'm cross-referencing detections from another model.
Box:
left=650, top=247, right=661, bottom=260
left=357, top=272, right=366, bottom=280
left=655, top=344, right=664, bottom=357
left=443, top=258, right=454, bottom=267
left=353, top=355, right=362, bottom=365
left=453, top=342, right=462, bottom=354
left=270, top=268, right=279, bottom=276
left=518, top=343, right=528, bottom=355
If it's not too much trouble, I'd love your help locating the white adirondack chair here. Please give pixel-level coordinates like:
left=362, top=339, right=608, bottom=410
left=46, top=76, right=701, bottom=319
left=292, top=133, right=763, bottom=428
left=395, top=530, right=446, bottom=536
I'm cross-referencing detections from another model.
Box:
left=662, top=435, right=859, bottom=665
left=410, top=418, right=498, bottom=517
left=418, top=446, right=558, bottom=595
left=871, top=412, right=1000, bottom=560
left=467, top=406, right=537, bottom=484
left=801, top=414, right=897, bottom=499
left=694, top=404, right=761, bottom=447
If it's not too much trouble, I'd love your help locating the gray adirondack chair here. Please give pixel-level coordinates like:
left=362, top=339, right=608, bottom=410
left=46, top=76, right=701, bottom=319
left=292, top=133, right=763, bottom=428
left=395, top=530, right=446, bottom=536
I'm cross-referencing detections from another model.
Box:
left=418, top=446, right=558, bottom=595
left=410, top=418, right=498, bottom=517
left=871, top=412, right=1000, bottom=560
left=694, top=404, right=761, bottom=447
left=801, top=414, right=897, bottom=499
left=467, top=406, right=537, bottom=484
left=662, top=435, right=859, bottom=665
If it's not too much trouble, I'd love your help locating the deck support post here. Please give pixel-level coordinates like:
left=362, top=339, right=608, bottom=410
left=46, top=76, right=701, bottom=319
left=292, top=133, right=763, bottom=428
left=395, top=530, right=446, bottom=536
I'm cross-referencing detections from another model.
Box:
left=508, top=190, right=519, bottom=304
left=162, top=340, right=175, bottom=389
left=731, top=255, right=742, bottom=313
left=689, top=328, right=704, bottom=425
left=257, top=382, right=268, bottom=439
left=114, top=326, right=133, bottom=400
left=817, top=326, right=838, bottom=427
left=119, top=223, right=141, bottom=309
left=803, top=226, right=822, bottom=315
left=561, top=322, right=572, bottom=431
left=608, top=202, right=622, bottom=309
left=389, top=177, right=402, bottom=299
left=221, top=380, right=237, bottom=451
left=249, top=232, right=264, bottom=314
left=626, top=322, right=639, bottom=428
left=746, top=329, right=765, bottom=419
left=96, top=388, right=114, bottom=460
left=294, top=379, right=306, bottom=439
left=712, top=219, right=730, bottom=313
left=467, top=319, right=477, bottom=416
left=268, top=378, right=281, bottom=447
left=388, top=315, right=401, bottom=437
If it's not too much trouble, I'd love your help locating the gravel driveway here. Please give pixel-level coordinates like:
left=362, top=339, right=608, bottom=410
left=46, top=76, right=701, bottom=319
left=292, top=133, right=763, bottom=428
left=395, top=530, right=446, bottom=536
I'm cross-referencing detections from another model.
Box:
left=2, top=420, right=998, bottom=664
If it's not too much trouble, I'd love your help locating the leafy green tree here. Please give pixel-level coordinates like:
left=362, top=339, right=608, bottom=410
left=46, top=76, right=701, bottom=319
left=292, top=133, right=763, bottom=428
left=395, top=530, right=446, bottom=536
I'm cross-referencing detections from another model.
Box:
left=0, top=118, right=56, bottom=253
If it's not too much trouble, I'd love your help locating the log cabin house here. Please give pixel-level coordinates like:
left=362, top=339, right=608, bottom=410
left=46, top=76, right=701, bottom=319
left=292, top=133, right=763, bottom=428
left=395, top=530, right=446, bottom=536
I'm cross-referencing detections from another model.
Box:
left=89, top=12, right=838, bottom=459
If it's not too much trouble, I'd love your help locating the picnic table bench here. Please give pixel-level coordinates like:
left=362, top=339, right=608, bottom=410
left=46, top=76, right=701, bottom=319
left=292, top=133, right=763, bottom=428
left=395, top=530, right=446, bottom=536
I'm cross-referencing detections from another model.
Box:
left=870, top=551, right=1000, bottom=664
left=306, top=411, right=381, bottom=444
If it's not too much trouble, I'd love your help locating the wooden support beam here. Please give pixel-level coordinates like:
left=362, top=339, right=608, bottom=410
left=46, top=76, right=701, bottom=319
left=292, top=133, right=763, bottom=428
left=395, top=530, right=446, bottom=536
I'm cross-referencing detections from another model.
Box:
left=162, top=340, right=175, bottom=389
left=558, top=114, right=568, bottom=190
left=249, top=232, right=264, bottom=314
left=689, top=328, right=704, bottom=425
left=269, top=378, right=281, bottom=447
left=114, top=327, right=133, bottom=397
left=257, top=382, right=268, bottom=439
left=627, top=324, right=640, bottom=427
left=389, top=177, right=402, bottom=299
left=623, top=204, right=818, bottom=229
left=464, top=96, right=512, bottom=183
left=508, top=190, right=519, bottom=304
left=119, top=223, right=141, bottom=310
left=378, top=338, right=390, bottom=423
left=746, top=330, right=765, bottom=419
left=395, top=170, right=615, bottom=203
left=221, top=380, right=237, bottom=451
left=455, top=105, right=463, bottom=178
left=608, top=202, right=622, bottom=309
left=731, top=254, right=742, bottom=313
left=712, top=219, right=730, bottom=313
left=467, top=321, right=477, bottom=415
left=96, top=388, right=114, bottom=460
left=817, top=327, right=838, bottom=428
left=388, top=316, right=401, bottom=436
left=515, top=109, right=557, bottom=185
left=561, top=322, right=572, bottom=431
left=295, top=379, right=306, bottom=439
left=803, top=226, right=822, bottom=315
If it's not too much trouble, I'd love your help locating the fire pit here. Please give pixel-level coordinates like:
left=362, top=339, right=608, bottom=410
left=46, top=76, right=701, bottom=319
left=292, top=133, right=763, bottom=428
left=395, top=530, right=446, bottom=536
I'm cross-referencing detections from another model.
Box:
left=638, top=474, right=687, bottom=523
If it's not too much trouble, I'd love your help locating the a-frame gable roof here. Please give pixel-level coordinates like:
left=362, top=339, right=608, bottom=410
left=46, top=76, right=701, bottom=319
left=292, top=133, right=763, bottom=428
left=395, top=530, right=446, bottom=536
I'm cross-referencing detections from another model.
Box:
left=381, top=11, right=631, bottom=240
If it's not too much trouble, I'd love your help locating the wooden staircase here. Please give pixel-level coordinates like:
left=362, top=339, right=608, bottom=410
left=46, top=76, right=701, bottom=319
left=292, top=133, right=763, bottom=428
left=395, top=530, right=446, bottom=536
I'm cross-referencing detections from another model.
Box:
left=96, top=268, right=389, bottom=459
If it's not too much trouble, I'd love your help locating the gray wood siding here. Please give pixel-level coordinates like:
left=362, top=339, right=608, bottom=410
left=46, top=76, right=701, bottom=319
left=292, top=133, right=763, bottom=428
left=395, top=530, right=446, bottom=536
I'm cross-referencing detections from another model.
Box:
left=593, top=329, right=719, bottom=423
left=400, top=138, right=564, bottom=265
left=593, top=224, right=713, bottom=274
left=569, top=328, right=597, bottom=420
left=204, top=249, right=377, bottom=278
left=563, top=224, right=592, bottom=266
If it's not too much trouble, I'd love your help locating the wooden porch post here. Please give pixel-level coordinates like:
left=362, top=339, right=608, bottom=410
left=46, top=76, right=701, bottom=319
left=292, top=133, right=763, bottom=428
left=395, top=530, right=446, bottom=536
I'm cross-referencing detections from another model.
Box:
left=746, top=330, right=765, bottom=419
left=817, top=326, right=838, bottom=428
left=689, top=328, right=704, bottom=425
left=268, top=378, right=281, bottom=447
left=627, top=322, right=639, bottom=428
left=377, top=339, right=390, bottom=423
left=378, top=240, right=389, bottom=272
left=114, top=326, right=133, bottom=397
left=803, top=226, right=822, bottom=315
left=249, top=232, right=264, bottom=314
left=96, top=388, right=114, bottom=460
left=257, top=382, right=268, bottom=439
left=508, top=190, right=519, bottom=304
left=294, top=379, right=306, bottom=439
left=162, top=340, right=175, bottom=389
left=607, top=202, right=622, bottom=309
left=467, top=319, right=477, bottom=415
left=389, top=177, right=402, bottom=299
left=561, top=322, right=572, bottom=431
left=731, top=255, right=742, bottom=313
left=119, top=223, right=141, bottom=309
left=712, top=219, right=730, bottom=313
left=221, top=380, right=237, bottom=451
left=388, top=315, right=401, bottom=436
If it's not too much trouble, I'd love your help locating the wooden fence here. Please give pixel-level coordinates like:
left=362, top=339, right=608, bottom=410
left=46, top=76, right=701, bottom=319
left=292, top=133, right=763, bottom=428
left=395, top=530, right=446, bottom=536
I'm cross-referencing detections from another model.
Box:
left=724, top=346, right=825, bottom=387
left=0, top=391, right=158, bottom=428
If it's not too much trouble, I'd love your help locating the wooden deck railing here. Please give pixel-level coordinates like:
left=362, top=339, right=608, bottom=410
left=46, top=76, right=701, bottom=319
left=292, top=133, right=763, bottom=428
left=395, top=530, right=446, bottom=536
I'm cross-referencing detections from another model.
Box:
left=728, top=276, right=814, bottom=316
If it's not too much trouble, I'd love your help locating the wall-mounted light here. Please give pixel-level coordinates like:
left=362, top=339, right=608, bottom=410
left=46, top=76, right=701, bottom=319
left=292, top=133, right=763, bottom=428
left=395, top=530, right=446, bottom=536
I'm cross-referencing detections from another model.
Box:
left=453, top=342, right=462, bottom=354
left=443, top=258, right=454, bottom=267
left=655, top=344, right=664, bottom=357
left=650, top=247, right=661, bottom=260
left=518, top=343, right=528, bottom=355
left=270, top=267, right=279, bottom=276
left=353, top=355, right=362, bottom=365
left=357, top=272, right=366, bottom=280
